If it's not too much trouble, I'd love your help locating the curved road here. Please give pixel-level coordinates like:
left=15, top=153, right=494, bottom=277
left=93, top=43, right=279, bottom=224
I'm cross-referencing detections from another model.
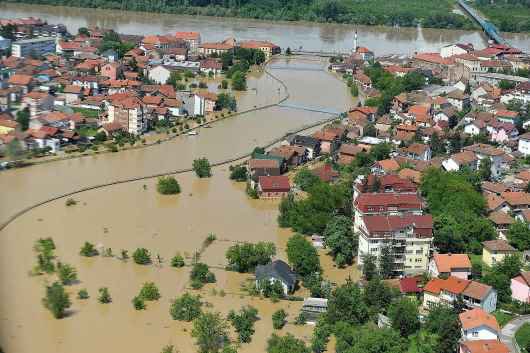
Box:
left=501, top=315, right=530, bottom=353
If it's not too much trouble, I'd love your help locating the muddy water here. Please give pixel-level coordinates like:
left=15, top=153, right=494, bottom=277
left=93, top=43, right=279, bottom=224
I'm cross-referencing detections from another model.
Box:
left=0, top=58, right=357, bottom=353
left=3, top=2, right=530, bottom=54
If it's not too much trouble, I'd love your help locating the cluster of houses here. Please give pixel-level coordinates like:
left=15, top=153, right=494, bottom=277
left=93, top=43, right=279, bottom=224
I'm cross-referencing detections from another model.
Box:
left=0, top=18, right=281, bottom=158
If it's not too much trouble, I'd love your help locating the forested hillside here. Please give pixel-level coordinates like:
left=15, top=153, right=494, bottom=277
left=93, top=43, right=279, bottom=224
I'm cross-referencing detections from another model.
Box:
left=1, top=0, right=478, bottom=30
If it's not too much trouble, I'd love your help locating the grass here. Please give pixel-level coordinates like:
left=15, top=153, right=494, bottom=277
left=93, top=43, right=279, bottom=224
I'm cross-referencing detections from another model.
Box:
left=76, top=126, right=98, bottom=137
left=71, top=107, right=100, bottom=119
left=493, top=310, right=515, bottom=327
left=516, top=323, right=530, bottom=349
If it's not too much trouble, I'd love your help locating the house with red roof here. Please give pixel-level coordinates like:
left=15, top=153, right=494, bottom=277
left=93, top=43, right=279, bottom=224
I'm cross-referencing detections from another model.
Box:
left=174, top=31, right=201, bottom=54
left=428, top=253, right=472, bottom=280
left=459, top=308, right=500, bottom=341
left=257, top=175, right=290, bottom=199
left=423, top=276, right=497, bottom=313
left=239, top=40, right=280, bottom=59
left=459, top=340, right=509, bottom=353
left=511, top=271, right=530, bottom=304
left=106, top=96, right=147, bottom=135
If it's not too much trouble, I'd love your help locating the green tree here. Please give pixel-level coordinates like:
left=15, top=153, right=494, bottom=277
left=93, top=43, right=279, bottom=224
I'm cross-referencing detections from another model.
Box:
left=157, top=176, right=181, bottom=195
left=507, top=220, right=530, bottom=251
left=363, top=277, right=397, bottom=312
left=77, top=288, right=89, bottom=299
left=294, top=167, right=321, bottom=191
left=132, top=296, right=146, bottom=310
left=42, top=282, right=71, bottom=319
left=192, top=312, right=230, bottom=353
left=286, top=233, right=321, bottom=278
left=98, top=287, right=112, bottom=303
left=228, top=306, right=259, bottom=343
left=139, top=282, right=161, bottom=301
left=335, top=323, right=407, bottom=353
left=132, top=248, right=151, bottom=265
left=229, top=165, right=247, bottom=181
left=79, top=241, right=99, bottom=257
left=16, top=108, right=30, bottom=131
left=379, top=244, right=394, bottom=279
left=216, top=93, right=237, bottom=111
left=190, top=262, right=216, bottom=289
left=370, top=143, right=392, bottom=161
left=388, top=298, right=420, bottom=337
left=226, top=242, right=276, bottom=273
left=171, top=253, right=185, bottom=267
left=323, top=215, right=356, bottom=267
left=231, top=71, right=247, bottom=91
left=221, top=79, right=229, bottom=89
left=362, top=253, right=378, bottom=281
left=78, top=27, right=90, bottom=36
left=193, top=158, right=212, bottom=178
left=478, top=157, right=492, bottom=181
left=57, top=262, right=78, bottom=285
left=5, top=139, right=24, bottom=160
left=170, top=293, right=203, bottom=321
left=425, top=305, right=461, bottom=353
left=272, top=309, right=287, bottom=329
left=327, top=280, right=369, bottom=325
left=267, top=333, right=310, bottom=353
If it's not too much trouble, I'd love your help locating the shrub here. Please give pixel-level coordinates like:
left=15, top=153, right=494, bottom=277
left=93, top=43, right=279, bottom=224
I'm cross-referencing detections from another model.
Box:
left=79, top=241, right=99, bottom=257
left=190, top=263, right=216, bottom=289
left=171, top=253, right=185, bottom=267
left=294, top=312, right=306, bottom=325
left=77, top=288, right=89, bottom=299
left=132, top=296, right=146, bottom=310
left=139, top=282, right=161, bottom=301
left=98, top=287, right=112, bottom=304
left=157, top=176, right=181, bottom=195
left=229, top=165, right=247, bottom=181
left=132, top=248, right=151, bottom=265
left=65, top=198, right=77, bottom=206
left=42, top=282, right=71, bottom=319
left=193, top=158, right=212, bottom=178
left=169, top=293, right=203, bottom=321
left=272, top=309, right=287, bottom=329
left=57, top=262, right=77, bottom=285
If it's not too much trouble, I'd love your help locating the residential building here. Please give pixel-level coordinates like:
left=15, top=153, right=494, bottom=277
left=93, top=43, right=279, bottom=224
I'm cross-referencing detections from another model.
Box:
left=198, top=38, right=235, bottom=56
left=501, top=191, right=530, bottom=213
left=440, top=43, right=473, bottom=58
left=428, top=253, right=472, bottom=280
left=488, top=211, right=515, bottom=238
left=255, top=260, right=297, bottom=295
left=353, top=192, right=423, bottom=232
left=519, top=132, right=530, bottom=156
left=174, top=32, right=201, bottom=54
left=107, top=96, right=147, bottom=135
left=239, top=40, right=280, bottom=59
left=459, top=308, right=500, bottom=341
left=199, top=59, right=222, bottom=76
left=371, top=159, right=400, bottom=176
left=511, top=271, right=530, bottom=304
left=447, top=90, right=470, bottom=111
left=399, top=143, right=432, bottom=161
left=11, top=37, right=56, bottom=58
left=257, top=175, right=290, bottom=199
left=357, top=214, right=433, bottom=276
left=22, top=91, right=54, bottom=117
left=148, top=65, right=172, bottom=85
left=301, top=298, right=328, bottom=322
left=0, top=118, right=18, bottom=135
left=353, top=174, right=417, bottom=201
left=482, top=240, right=517, bottom=267
left=423, top=276, right=497, bottom=313
left=312, top=130, right=340, bottom=154
left=287, top=135, right=320, bottom=160
left=459, top=340, right=509, bottom=353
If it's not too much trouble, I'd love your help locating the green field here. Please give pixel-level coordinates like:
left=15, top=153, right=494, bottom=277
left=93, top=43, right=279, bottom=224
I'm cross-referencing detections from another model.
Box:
left=516, top=323, right=530, bottom=349
left=477, top=1, right=530, bottom=33
left=493, top=310, right=515, bottom=327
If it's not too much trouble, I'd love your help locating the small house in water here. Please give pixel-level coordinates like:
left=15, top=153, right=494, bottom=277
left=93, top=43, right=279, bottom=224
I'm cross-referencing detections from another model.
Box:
left=255, top=260, right=297, bottom=295
left=301, top=297, right=328, bottom=322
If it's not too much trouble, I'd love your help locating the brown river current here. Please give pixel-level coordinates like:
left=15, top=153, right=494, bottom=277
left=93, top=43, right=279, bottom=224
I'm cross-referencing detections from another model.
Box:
left=0, top=58, right=358, bottom=353
left=0, top=4, right=529, bottom=351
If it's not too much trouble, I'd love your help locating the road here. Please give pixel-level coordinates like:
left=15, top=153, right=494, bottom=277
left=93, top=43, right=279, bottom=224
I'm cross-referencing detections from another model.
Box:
left=501, top=315, right=530, bottom=352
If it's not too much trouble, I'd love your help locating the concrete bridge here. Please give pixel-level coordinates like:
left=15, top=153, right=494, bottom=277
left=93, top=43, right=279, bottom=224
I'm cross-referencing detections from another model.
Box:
left=457, top=0, right=511, bottom=46
left=291, top=50, right=351, bottom=58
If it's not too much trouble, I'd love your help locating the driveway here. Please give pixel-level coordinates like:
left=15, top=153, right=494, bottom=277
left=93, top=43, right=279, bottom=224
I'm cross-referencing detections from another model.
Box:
left=501, top=315, right=530, bottom=353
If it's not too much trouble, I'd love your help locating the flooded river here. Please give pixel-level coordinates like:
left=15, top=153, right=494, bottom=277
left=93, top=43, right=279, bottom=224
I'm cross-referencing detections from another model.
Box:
left=0, top=58, right=359, bottom=353
left=2, top=3, right=530, bottom=54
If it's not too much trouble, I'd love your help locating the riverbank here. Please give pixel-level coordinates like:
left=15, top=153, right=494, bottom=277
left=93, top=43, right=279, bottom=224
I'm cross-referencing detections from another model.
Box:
left=0, top=0, right=478, bottom=31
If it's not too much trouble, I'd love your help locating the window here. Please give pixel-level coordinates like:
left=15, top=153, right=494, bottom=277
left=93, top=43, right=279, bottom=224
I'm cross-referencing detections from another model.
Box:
left=472, top=331, right=478, bottom=337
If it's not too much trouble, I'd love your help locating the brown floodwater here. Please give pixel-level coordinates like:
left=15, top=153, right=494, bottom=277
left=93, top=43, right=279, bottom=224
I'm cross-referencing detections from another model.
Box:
left=0, top=58, right=358, bottom=353
left=2, top=2, right=530, bottom=54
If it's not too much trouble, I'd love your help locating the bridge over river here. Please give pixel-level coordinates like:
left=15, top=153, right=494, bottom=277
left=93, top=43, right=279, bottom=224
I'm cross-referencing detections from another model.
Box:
left=457, top=0, right=511, bottom=47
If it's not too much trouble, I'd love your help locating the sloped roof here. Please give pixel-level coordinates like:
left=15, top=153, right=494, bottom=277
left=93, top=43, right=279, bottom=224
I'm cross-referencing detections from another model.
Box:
left=459, top=308, right=500, bottom=332
left=255, top=260, right=297, bottom=287
left=433, top=254, right=471, bottom=273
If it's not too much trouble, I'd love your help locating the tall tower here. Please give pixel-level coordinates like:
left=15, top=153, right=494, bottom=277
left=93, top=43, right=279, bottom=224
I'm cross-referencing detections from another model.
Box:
left=353, top=30, right=358, bottom=53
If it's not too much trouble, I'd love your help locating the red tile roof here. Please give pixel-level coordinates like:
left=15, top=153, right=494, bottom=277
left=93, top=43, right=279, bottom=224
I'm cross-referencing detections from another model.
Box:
left=355, top=193, right=423, bottom=213
left=362, top=214, right=433, bottom=237
left=258, top=176, right=290, bottom=192
left=460, top=340, right=509, bottom=353
left=433, top=253, right=472, bottom=273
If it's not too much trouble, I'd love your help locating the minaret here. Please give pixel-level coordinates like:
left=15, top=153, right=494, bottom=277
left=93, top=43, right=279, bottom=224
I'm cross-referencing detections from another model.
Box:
left=353, top=30, right=358, bottom=53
